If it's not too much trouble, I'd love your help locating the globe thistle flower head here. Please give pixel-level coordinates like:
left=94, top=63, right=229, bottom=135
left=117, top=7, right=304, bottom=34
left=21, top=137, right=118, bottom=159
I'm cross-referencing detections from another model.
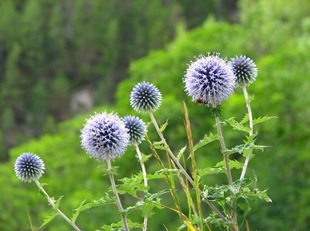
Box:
left=123, top=115, right=147, bottom=145
left=183, top=54, right=236, bottom=107
left=81, top=112, right=130, bottom=160
left=229, top=55, right=258, bottom=87
left=14, top=153, right=45, bottom=182
left=130, top=82, right=162, bottom=113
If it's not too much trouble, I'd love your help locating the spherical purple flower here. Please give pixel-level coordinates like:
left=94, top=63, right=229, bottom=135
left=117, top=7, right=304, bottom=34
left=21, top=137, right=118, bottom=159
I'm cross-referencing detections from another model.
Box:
left=229, top=55, right=258, bottom=87
left=81, top=112, right=130, bottom=160
left=130, top=82, right=162, bottom=113
left=183, top=54, right=236, bottom=107
left=15, top=153, right=45, bottom=182
left=123, top=116, right=147, bottom=145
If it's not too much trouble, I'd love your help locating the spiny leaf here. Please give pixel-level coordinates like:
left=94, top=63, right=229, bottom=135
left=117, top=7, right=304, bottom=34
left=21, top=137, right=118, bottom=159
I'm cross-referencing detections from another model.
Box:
left=147, top=171, right=167, bottom=180
left=240, top=114, right=249, bottom=124
left=53, top=196, right=63, bottom=210
left=118, top=174, right=146, bottom=197
left=100, top=164, right=119, bottom=176
left=193, top=133, right=219, bottom=151
left=40, top=211, right=58, bottom=228
left=153, top=140, right=169, bottom=151
left=177, top=146, right=187, bottom=161
left=101, top=219, right=142, bottom=231
left=253, top=116, right=277, bottom=125
left=140, top=153, right=153, bottom=163
left=71, top=200, right=87, bottom=223
left=226, top=118, right=251, bottom=132
left=198, top=160, right=243, bottom=176
left=159, top=119, right=169, bottom=133
left=40, top=196, right=63, bottom=228
left=77, top=193, right=115, bottom=212
left=198, top=166, right=223, bottom=176
left=239, top=187, right=272, bottom=203
left=216, top=160, right=244, bottom=170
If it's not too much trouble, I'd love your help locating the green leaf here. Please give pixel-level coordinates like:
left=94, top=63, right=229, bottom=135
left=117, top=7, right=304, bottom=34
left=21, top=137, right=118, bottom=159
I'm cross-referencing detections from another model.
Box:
left=253, top=116, right=277, bottom=125
left=77, top=193, right=115, bottom=212
left=240, top=114, right=249, bottom=124
left=217, top=160, right=244, bottom=170
left=198, top=160, right=243, bottom=176
left=40, top=211, right=58, bottom=228
left=39, top=196, right=63, bottom=227
left=193, top=133, right=219, bottom=151
left=101, top=219, right=142, bottom=230
left=118, top=174, right=146, bottom=197
left=224, top=134, right=268, bottom=157
left=53, top=196, right=63, bottom=209
left=198, top=166, right=223, bottom=176
left=177, top=146, right=187, bottom=160
left=226, top=118, right=251, bottom=132
left=71, top=200, right=87, bottom=223
left=153, top=141, right=169, bottom=151
left=147, top=171, right=167, bottom=180
left=159, top=119, right=169, bottom=133
left=140, top=153, right=152, bottom=163
left=100, top=164, right=119, bottom=176
left=239, top=187, right=272, bottom=203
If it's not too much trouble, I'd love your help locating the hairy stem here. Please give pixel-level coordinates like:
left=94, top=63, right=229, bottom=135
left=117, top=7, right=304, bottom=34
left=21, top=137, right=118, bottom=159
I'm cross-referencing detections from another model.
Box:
left=214, top=116, right=233, bottom=186
left=106, top=158, right=129, bottom=231
left=134, top=143, right=148, bottom=231
left=34, top=180, right=82, bottom=231
left=240, top=86, right=254, bottom=180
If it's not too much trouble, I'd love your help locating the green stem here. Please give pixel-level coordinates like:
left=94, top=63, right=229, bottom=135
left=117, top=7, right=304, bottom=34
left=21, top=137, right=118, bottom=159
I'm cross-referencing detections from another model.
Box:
left=134, top=143, right=148, bottom=231
left=214, top=116, right=233, bottom=186
left=106, top=157, right=129, bottom=231
left=34, top=180, right=82, bottom=231
left=240, top=86, right=254, bottom=181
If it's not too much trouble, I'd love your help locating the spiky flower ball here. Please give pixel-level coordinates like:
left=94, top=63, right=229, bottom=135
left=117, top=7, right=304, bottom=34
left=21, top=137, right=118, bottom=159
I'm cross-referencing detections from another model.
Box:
left=81, top=112, right=129, bottom=160
left=130, top=82, right=162, bottom=113
left=183, top=54, right=236, bottom=107
left=14, top=153, right=45, bottom=182
left=229, top=55, right=258, bottom=87
left=123, top=116, right=147, bottom=145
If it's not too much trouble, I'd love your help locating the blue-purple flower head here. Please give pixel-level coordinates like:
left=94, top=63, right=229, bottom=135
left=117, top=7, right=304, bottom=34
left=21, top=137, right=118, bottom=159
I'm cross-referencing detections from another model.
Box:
left=229, top=55, right=258, bottom=87
left=14, top=153, right=45, bottom=182
left=130, top=82, right=162, bottom=113
left=183, top=54, right=236, bottom=107
left=123, top=116, right=147, bottom=145
left=81, top=112, right=129, bottom=160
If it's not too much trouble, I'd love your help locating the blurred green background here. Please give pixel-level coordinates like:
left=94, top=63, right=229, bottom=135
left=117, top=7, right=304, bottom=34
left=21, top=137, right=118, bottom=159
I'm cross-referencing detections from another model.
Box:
left=1, top=0, right=310, bottom=230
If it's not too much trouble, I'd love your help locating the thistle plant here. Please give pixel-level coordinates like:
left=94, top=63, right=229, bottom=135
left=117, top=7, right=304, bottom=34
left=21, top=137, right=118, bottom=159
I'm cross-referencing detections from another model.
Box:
left=15, top=53, right=272, bottom=231
left=14, top=153, right=81, bottom=231
left=229, top=55, right=258, bottom=181
left=183, top=53, right=239, bottom=230
left=123, top=115, right=148, bottom=231
left=81, top=112, right=130, bottom=231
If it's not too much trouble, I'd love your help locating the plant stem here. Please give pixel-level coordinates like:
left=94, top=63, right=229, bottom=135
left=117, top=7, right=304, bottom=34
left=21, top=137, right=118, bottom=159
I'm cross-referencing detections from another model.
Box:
left=135, top=144, right=148, bottom=188
left=240, top=86, right=254, bottom=181
left=106, top=157, right=129, bottom=231
left=34, top=180, right=82, bottom=231
left=214, top=116, right=233, bottom=186
left=148, top=111, right=228, bottom=223
left=134, top=143, right=148, bottom=231
left=211, top=101, right=238, bottom=230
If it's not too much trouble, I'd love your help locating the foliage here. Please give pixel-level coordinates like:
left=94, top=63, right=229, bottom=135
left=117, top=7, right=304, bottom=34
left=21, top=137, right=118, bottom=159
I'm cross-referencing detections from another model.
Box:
left=1, top=0, right=310, bottom=230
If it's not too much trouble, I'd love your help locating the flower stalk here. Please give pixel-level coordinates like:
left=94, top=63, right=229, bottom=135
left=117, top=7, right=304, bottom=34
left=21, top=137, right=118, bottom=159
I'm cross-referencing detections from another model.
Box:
left=134, top=143, right=148, bottom=231
left=34, top=180, right=82, bottom=231
left=106, top=157, right=129, bottom=231
left=240, top=86, right=254, bottom=180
